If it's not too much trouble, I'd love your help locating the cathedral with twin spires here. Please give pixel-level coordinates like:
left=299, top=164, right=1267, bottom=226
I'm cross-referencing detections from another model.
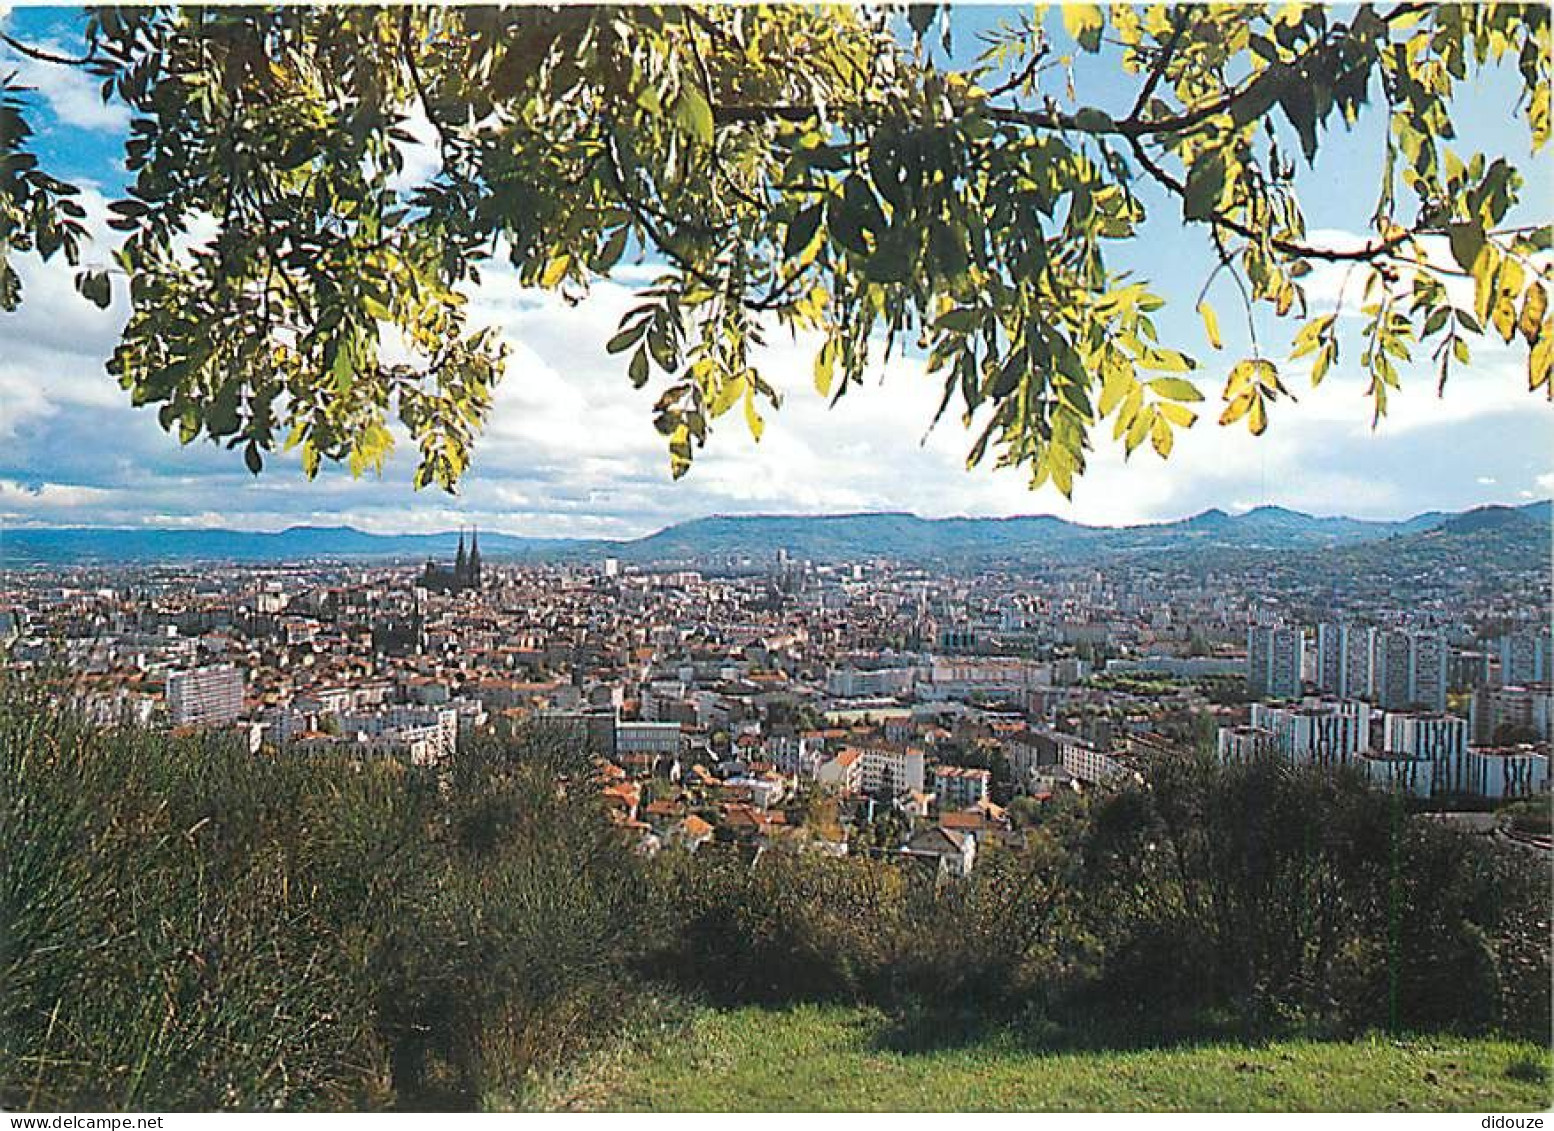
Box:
left=420, top=527, right=484, bottom=594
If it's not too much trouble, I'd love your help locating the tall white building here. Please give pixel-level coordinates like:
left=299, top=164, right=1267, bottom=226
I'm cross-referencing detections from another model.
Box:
left=1356, top=751, right=1435, bottom=798
left=166, top=663, right=244, bottom=727
left=1460, top=745, right=1550, bottom=800
left=1383, top=711, right=1469, bottom=793
left=1373, top=630, right=1447, bottom=712
left=1250, top=698, right=1371, bottom=768
left=1216, top=724, right=1279, bottom=764
left=1316, top=623, right=1376, bottom=699
left=1470, top=684, right=1554, bottom=744
left=1497, top=631, right=1551, bottom=686
left=1247, top=626, right=1303, bottom=700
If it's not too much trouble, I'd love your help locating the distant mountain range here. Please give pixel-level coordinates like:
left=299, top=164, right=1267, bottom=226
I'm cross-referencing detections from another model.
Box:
left=2, top=500, right=1548, bottom=568
left=0, top=525, right=576, bottom=565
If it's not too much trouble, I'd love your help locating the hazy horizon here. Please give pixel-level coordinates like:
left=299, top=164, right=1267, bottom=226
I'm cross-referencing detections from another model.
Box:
left=2, top=494, right=1549, bottom=541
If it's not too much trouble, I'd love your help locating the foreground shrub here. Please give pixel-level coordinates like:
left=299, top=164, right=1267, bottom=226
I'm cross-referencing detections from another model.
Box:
left=1072, top=755, right=1552, bottom=1041
left=0, top=689, right=651, bottom=1110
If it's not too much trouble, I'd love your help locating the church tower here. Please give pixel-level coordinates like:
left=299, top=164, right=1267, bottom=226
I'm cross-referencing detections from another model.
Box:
left=455, top=528, right=468, bottom=584
left=469, top=526, right=483, bottom=589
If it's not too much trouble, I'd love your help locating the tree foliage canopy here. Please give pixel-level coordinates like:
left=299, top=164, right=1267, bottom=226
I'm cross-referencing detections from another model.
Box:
left=2, top=3, right=1549, bottom=493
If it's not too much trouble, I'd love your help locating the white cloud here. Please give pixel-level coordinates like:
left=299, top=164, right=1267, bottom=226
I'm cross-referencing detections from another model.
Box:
left=3, top=205, right=1552, bottom=535
left=2, top=40, right=130, bottom=132
left=0, top=477, right=116, bottom=508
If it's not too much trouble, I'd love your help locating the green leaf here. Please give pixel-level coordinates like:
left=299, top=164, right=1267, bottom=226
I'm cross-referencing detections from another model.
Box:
left=1149, top=377, right=1203, bottom=402
left=75, top=269, right=111, bottom=310
left=1446, top=222, right=1485, bottom=272
left=785, top=204, right=823, bottom=260
left=673, top=84, right=715, bottom=145
left=1183, top=152, right=1226, bottom=222
left=865, top=232, right=914, bottom=283
left=606, top=323, right=645, bottom=354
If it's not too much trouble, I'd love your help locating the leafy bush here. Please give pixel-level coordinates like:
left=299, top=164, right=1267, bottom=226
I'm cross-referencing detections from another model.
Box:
left=0, top=688, right=651, bottom=1110
left=1071, top=754, right=1551, bottom=1041
left=4, top=684, right=1547, bottom=1112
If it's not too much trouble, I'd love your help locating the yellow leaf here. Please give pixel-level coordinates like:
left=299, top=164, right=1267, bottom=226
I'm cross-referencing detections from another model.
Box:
left=1198, top=300, right=1223, bottom=350
left=1150, top=414, right=1174, bottom=457
left=1492, top=294, right=1518, bottom=343
left=1472, top=245, right=1500, bottom=324
left=1062, top=3, right=1105, bottom=51
left=1520, top=282, right=1547, bottom=345
left=1531, top=329, right=1553, bottom=393
left=540, top=255, right=571, bottom=288
left=1219, top=392, right=1252, bottom=426
left=744, top=387, right=765, bottom=441
left=1248, top=396, right=1268, bottom=436
left=1149, top=377, right=1203, bottom=402
left=709, top=375, right=746, bottom=417
left=814, top=340, right=836, bottom=397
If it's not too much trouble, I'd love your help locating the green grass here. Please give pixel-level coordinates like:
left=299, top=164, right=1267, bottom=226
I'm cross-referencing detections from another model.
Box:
left=538, top=1004, right=1554, bottom=1112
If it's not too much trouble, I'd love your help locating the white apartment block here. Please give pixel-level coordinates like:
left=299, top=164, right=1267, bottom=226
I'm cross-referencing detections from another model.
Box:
left=1217, top=724, right=1279, bottom=764
left=166, top=663, right=244, bottom=727
left=1316, top=623, right=1375, bottom=699
left=1061, top=739, right=1129, bottom=785
left=1471, top=684, right=1553, bottom=744
left=616, top=720, right=682, bottom=757
left=1383, top=711, right=1469, bottom=792
left=764, top=733, right=822, bottom=778
left=1497, top=631, right=1550, bottom=686
left=1460, top=745, right=1550, bottom=801
left=825, top=666, right=916, bottom=698
left=1247, top=626, right=1303, bottom=700
left=335, top=705, right=459, bottom=764
left=1250, top=698, right=1371, bottom=768
left=853, top=744, right=926, bottom=795
left=1373, top=630, right=1448, bottom=712
left=1356, top=751, right=1435, bottom=799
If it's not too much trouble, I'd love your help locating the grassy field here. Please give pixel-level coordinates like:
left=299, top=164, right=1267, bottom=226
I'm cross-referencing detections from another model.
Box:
left=540, top=1004, right=1553, bottom=1112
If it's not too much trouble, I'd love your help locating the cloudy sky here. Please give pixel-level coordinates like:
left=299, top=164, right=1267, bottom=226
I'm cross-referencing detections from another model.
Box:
left=2, top=4, right=1550, bottom=538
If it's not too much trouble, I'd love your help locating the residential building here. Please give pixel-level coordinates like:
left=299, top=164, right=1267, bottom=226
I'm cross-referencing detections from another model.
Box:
left=1250, top=698, right=1371, bottom=767
left=1497, top=630, right=1550, bottom=686
left=1246, top=626, right=1302, bottom=700
left=1356, top=751, right=1435, bottom=798
left=1383, top=711, right=1469, bottom=793
left=1460, top=745, right=1550, bottom=801
left=1316, top=622, right=1375, bottom=699
left=933, top=765, right=991, bottom=808
left=1217, top=724, right=1278, bottom=764
left=166, top=663, right=244, bottom=727
left=1373, top=630, right=1448, bottom=712
left=1471, top=683, right=1554, bottom=745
